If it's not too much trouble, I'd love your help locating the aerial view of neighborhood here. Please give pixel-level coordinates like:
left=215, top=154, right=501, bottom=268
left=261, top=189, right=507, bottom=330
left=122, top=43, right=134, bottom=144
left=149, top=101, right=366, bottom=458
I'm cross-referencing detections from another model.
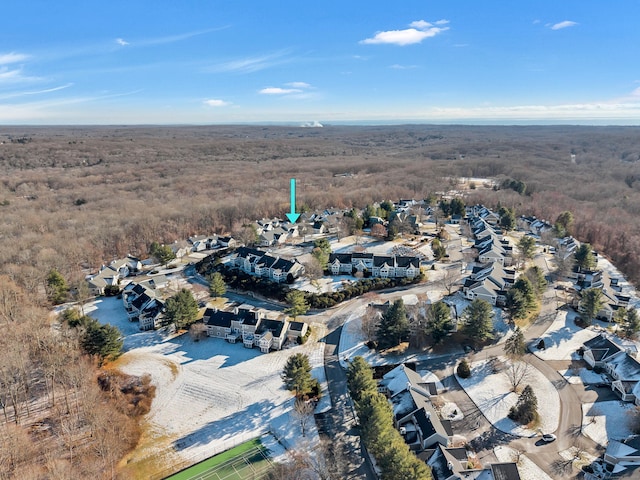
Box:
left=3, top=2, right=640, bottom=480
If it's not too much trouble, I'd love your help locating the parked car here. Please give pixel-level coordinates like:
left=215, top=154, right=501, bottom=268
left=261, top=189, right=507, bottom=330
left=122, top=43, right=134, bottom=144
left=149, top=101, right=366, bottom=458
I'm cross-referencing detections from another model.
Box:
left=542, top=433, right=557, bottom=442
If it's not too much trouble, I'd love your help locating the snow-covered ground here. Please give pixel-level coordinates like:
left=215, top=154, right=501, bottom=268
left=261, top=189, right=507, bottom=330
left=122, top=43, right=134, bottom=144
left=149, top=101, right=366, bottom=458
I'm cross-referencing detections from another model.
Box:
left=582, top=401, right=635, bottom=446
left=457, top=358, right=560, bottom=437
left=494, top=446, right=553, bottom=480
left=87, top=297, right=326, bottom=473
left=532, top=309, right=598, bottom=361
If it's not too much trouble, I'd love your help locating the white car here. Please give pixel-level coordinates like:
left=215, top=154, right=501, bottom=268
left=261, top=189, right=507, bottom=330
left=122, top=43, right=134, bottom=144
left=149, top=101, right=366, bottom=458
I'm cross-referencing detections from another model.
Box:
left=542, top=433, right=557, bottom=442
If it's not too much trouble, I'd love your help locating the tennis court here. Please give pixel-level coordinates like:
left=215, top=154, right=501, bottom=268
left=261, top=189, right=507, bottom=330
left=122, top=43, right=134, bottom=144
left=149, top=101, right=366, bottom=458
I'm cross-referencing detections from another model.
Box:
left=166, top=438, right=273, bottom=480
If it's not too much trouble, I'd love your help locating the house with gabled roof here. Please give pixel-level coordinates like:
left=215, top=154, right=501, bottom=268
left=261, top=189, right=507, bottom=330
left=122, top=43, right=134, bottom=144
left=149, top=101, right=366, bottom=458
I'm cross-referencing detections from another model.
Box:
left=327, top=252, right=420, bottom=279
left=583, top=334, right=623, bottom=368
left=380, top=364, right=451, bottom=451
left=253, top=318, right=289, bottom=353
left=606, top=353, right=640, bottom=402
left=232, top=247, right=304, bottom=283
left=203, top=308, right=234, bottom=339
left=605, top=437, right=640, bottom=472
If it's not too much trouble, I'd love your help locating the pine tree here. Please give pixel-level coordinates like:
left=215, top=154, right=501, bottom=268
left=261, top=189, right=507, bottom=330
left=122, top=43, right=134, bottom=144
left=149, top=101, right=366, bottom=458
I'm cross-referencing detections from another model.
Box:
left=504, top=327, right=526, bottom=359
left=165, top=288, right=199, bottom=329
left=346, top=356, right=377, bottom=404
left=457, top=358, right=471, bottom=378
left=574, top=243, right=596, bottom=271
left=46, top=269, right=68, bottom=305
left=579, top=287, right=604, bottom=326
left=282, top=353, right=314, bottom=398
left=376, top=299, right=409, bottom=349
left=81, top=320, right=123, bottom=362
left=427, top=301, right=453, bottom=344
left=508, top=384, right=537, bottom=424
left=518, top=235, right=536, bottom=260
left=284, top=290, right=309, bottom=319
left=622, top=308, right=640, bottom=339
left=207, top=272, right=226, bottom=298
left=462, top=299, right=494, bottom=343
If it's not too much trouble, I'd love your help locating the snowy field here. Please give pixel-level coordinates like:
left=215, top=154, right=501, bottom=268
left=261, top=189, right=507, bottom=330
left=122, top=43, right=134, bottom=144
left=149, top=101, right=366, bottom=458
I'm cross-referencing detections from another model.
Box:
left=494, top=446, right=553, bottom=480
left=456, top=358, right=560, bottom=436
left=582, top=401, right=635, bottom=446
left=337, top=303, right=465, bottom=368
left=532, top=309, right=598, bottom=361
left=87, top=297, right=326, bottom=473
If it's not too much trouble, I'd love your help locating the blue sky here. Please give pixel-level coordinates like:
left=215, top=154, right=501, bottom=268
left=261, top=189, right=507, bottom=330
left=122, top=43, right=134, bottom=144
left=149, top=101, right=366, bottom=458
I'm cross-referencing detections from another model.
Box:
left=1, top=1, right=639, bottom=125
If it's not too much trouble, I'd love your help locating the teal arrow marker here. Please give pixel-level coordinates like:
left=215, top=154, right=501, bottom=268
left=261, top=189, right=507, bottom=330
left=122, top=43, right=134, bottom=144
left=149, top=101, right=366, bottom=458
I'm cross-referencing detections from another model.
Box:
left=286, top=178, right=300, bottom=223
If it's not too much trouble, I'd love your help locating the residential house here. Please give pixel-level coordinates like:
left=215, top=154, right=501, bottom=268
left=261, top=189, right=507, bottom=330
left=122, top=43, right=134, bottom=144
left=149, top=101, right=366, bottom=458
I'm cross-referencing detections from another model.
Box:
left=188, top=235, right=217, bottom=252
left=217, top=236, right=237, bottom=248
left=232, top=247, right=305, bottom=283
left=606, top=353, right=640, bottom=402
left=254, top=318, right=289, bottom=353
left=203, top=308, right=234, bottom=339
left=582, top=334, right=622, bottom=368
left=462, top=263, right=515, bottom=306
left=138, top=298, right=165, bottom=331
left=380, top=364, right=451, bottom=451
left=605, top=437, right=640, bottom=473
left=327, top=252, right=419, bottom=279
left=87, top=256, right=142, bottom=295
left=286, top=321, right=308, bottom=342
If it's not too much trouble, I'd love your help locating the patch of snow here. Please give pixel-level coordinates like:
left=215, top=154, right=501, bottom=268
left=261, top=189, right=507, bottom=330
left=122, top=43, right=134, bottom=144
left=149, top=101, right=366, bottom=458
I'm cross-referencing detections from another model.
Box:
left=559, top=367, right=606, bottom=385
left=88, top=298, right=325, bottom=470
left=582, top=401, right=635, bottom=446
left=533, top=309, right=598, bottom=361
left=494, top=446, right=553, bottom=480
left=441, top=402, right=464, bottom=421
left=456, top=358, right=559, bottom=436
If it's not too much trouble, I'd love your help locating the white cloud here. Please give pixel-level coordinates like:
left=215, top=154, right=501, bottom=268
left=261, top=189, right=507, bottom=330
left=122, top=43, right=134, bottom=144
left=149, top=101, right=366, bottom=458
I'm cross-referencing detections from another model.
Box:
left=361, top=20, right=449, bottom=46
left=211, top=51, right=291, bottom=73
left=286, top=82, right=311, bottom=89
left=204, top=99, right=230, bottom=107
left=0, top=52, right=30, bottom=65
left=116, top=38, right=129, bottom=46
left=409, top=20, right=432, bottom=29
left=550, top=20, right=578, bottom=30
left=259, top=87, right=302, bottom=95
left=389, top=64, right=418, bottom=70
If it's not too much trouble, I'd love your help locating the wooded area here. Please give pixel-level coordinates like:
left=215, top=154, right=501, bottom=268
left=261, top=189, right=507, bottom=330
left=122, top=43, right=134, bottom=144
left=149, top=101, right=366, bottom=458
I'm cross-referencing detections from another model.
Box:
left=1, top=124, right=640, bottom=477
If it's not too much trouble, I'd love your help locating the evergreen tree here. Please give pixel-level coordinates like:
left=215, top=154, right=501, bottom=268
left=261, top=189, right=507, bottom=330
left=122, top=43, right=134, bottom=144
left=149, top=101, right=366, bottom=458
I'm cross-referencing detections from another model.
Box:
left=284, top=290, right=310, bottom=319
left=450, top=197, right=465, bottom=217
left=46, top=269, right=68, bottom=305
left=574, top=243, right=596, bottom=271
left=505, top=288, right=529, bottom=322
left=207, top=272, right=226, bottom=298
left=282, top=353, right=314, bottom=398
left=81, top=320, right=123, bottom=362
left=427, top=301, right=453, bottom=344
left=622, top=308, right=640, bottom=339
left=457, top=358, right=471, bottom=378
left=431, top=238, right=447, bottom=261
left=150, top=241, right=176, bottom=266
left=504, top=327, right=526, bottom=359
left=346, top=356, right=377, bottom=404
left=579, top=287, right=604, bottom=326
left=525, top=265, right=547, bottom=296
left=165, top=288, right=199, bottom=329
left=499, top=207, right=516, bottom=231
left=554, top=211, right=574, bottom=237
left=376, top=299, right=410, bottom=349
left=508, top=384, right=537, bottom=424
left=462, top=299, right=494, bottom=343
left=518, top=235, right=536, bottom=260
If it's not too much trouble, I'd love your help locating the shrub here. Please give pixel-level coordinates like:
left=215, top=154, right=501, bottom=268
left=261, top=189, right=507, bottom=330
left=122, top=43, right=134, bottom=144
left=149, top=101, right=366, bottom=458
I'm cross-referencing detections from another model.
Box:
left=457, top=359, right=471, bottom=378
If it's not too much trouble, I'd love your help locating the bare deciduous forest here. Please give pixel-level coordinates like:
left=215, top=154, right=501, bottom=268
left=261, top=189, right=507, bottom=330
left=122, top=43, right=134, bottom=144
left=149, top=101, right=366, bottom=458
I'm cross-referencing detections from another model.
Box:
left=1, top=124, right=640, bottom=478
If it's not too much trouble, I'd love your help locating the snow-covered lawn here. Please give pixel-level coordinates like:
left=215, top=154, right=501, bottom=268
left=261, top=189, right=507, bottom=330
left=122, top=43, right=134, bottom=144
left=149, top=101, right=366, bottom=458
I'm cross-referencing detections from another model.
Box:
left=87, top=297, right=326, bottom=474
left=457, top=358, right=560, bottom=437
left=533, top=309, right=598, bottom=361
left=559, top=366, right=607, bottom=385
left=494, top=446, right=553, bottom=480
left=582, top=401, right=635, bottom=446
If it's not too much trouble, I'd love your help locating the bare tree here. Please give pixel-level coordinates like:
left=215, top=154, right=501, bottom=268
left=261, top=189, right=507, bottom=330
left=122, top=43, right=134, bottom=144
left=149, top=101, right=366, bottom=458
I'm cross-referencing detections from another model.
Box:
left=439, top=266, right=460, bottom=296
left=292, top=398, right=315, bottom=437
left=189, top=322, right=207, bottom=341
left=361, top=306, right=380, bottom=343
left=505, top=361, right=531, bottom=393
